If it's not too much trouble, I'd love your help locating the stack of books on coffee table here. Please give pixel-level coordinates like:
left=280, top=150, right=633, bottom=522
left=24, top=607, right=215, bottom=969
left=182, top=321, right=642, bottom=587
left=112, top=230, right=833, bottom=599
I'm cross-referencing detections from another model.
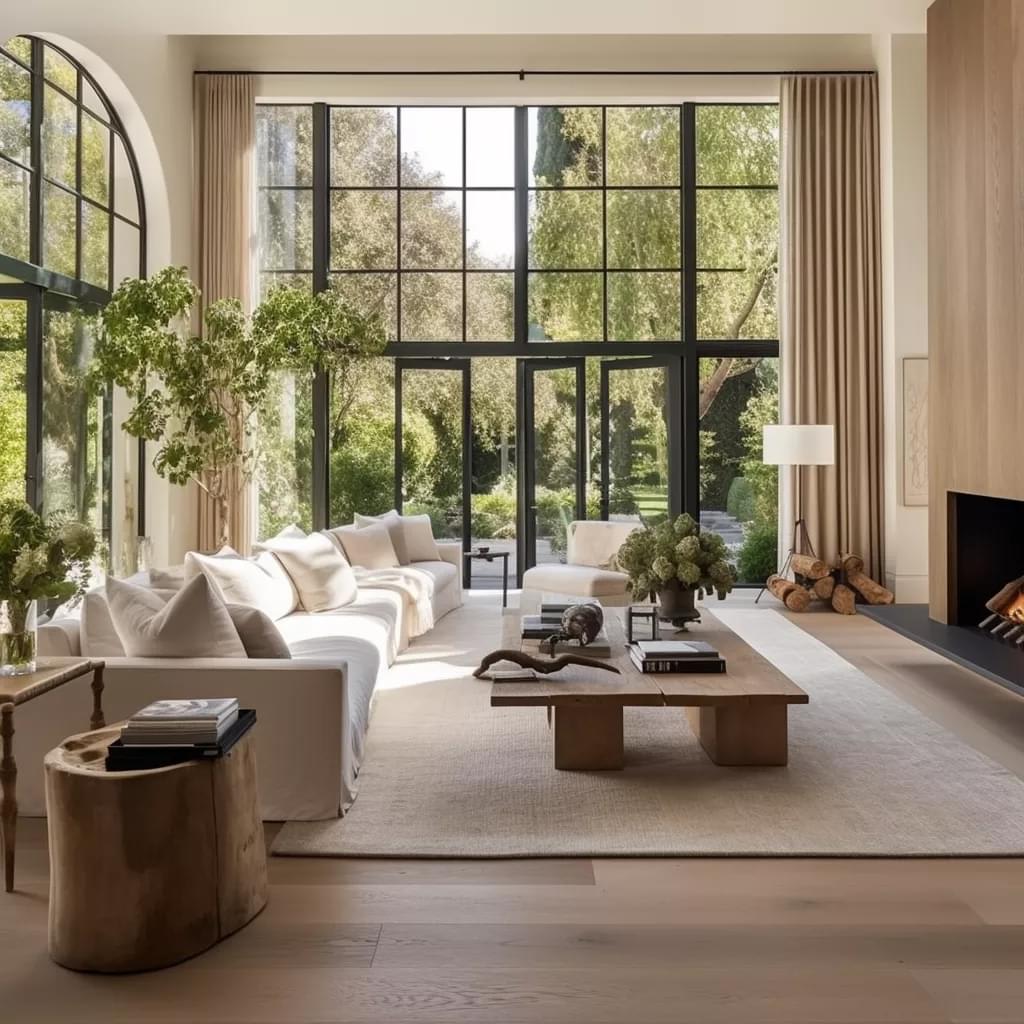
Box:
left=628, top=639, right=726, bottom=674
left=107, top=698, right=255, bottom=771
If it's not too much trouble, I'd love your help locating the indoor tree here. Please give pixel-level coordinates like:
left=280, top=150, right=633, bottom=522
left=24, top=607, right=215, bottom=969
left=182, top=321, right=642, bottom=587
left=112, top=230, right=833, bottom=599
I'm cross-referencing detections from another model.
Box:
left=87, top=266, right=386, bottom=550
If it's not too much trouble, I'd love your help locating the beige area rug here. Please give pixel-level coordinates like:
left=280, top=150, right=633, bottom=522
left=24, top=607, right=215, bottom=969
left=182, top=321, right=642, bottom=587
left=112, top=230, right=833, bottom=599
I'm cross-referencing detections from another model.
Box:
left=273, top=593, right=1024, bottom=857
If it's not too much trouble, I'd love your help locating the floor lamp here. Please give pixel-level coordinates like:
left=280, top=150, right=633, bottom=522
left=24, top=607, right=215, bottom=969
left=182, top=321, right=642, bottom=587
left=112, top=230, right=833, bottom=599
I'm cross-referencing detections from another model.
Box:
left=756, top=424, right=836, bottom=603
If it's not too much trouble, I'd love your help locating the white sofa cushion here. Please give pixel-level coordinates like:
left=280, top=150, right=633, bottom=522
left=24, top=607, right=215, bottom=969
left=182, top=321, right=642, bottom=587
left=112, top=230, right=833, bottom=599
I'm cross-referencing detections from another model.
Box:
left=400, top=559, right=457, bottom=597
left=81, top=590, right=129, bottom=657
left=355, top=510, right=440, bottom=564
left=330, top=522, right=400, bottom=570
left=521, top=562, right=631, bottom=599
left=184, top=546, right=298, bottom=621
left=256, top=531, right=358, bottom=612
left=105, top=574, right=247, bottom=658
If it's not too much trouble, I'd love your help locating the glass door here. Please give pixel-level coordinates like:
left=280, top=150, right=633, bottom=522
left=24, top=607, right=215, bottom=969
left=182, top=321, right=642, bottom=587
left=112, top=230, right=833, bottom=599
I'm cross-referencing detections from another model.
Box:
left=599, top=358, right=680, bottom=525
left=517, top=358, right=587, bottom=578
left=394, top=358, right=471, bottom=584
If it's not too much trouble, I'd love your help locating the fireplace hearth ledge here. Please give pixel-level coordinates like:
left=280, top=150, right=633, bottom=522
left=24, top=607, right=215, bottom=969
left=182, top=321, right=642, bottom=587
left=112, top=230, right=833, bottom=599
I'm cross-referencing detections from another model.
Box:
left=861, top=604, right=1024, bottom=698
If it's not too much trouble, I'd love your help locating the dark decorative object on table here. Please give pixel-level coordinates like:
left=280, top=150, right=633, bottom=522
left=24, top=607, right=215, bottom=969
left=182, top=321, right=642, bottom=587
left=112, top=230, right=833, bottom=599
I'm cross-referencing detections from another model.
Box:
left=540, top=602, right=604, bottom=655
left=475, top=545, right=490, bottom=556
left=473, top=649, right=620, bottom=679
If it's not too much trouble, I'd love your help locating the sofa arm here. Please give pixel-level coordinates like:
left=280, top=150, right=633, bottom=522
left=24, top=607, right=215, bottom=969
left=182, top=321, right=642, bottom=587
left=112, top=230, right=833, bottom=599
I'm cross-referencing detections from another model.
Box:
left=436, top=540, right=463, bottom=569
left=39, top=618, right=82, bottom=657
left=13, top=658, right=350, bottom=821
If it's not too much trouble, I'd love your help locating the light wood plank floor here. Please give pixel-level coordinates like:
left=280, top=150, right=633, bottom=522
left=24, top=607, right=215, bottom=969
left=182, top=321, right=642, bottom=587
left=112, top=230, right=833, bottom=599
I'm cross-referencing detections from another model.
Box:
left=2, top=598, right=1023, bottom=1023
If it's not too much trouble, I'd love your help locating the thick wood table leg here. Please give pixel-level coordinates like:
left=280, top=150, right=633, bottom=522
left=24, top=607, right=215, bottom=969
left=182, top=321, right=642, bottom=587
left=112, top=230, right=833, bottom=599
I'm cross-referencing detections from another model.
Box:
left=685, top=703, right=789, bottom=766
left=90, top=664, right=105, bottom=730
left=1, top=702, right=16, bottom=892
left=553, top=705, right=624, bottom=771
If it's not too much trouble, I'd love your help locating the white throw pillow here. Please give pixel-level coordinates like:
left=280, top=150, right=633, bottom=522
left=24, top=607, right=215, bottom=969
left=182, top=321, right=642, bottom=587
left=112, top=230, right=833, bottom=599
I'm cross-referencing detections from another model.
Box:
left=105, top=574, right=247, bottom=658
left=81, top=591, right=129, bottom=657
left=354, top=510, right=440, bottom=564
left=329, top=522, right=400, bottom=570
left=254, top=531, right=357, bottom=612
left=148, top=566, right=185, bottom=591
left=184, top=546, right=297, bottom=621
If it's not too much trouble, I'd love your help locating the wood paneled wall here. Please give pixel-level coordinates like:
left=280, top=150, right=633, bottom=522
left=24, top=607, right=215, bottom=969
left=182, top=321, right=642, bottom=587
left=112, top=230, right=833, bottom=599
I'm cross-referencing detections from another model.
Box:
left=928, top=0, right=1024, bottom=623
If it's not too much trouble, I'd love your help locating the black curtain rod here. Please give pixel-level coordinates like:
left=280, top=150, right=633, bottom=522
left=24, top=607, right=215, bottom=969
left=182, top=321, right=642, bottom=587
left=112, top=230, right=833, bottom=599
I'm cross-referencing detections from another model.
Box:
left=194, top=68, right=875, bottom=78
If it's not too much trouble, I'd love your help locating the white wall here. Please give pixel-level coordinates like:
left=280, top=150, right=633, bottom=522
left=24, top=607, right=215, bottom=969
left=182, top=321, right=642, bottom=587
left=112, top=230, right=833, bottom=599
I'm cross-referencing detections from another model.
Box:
left=874, top=33, right=929, bottom=602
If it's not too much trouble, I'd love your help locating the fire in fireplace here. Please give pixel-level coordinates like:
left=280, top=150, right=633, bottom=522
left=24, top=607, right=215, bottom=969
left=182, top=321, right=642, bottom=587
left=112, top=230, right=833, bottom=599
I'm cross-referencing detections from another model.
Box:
left=979, top=575, right=1024, bottom=648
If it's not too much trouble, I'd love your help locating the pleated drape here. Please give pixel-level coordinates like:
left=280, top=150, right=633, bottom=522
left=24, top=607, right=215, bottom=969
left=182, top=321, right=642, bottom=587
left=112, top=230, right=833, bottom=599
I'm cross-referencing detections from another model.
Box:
left=193, top=73, right=256, bottom=554
left=780, top=74, right=885, bottom=580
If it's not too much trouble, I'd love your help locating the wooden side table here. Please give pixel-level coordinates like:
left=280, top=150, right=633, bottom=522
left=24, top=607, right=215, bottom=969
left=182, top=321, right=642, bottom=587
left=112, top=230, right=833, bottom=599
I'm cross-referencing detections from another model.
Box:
left=0, top=658, right=104, bottom=893
left=46, top=721, right=267, bottom=972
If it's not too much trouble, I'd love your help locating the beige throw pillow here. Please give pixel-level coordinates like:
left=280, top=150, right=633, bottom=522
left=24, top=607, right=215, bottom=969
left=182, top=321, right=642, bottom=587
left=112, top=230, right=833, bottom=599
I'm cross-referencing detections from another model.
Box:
left=254, top=531, right=357, bottom=612
left=329, top=522, right=400, bottom=570
left=105, top=574, right=247, bottom=658
left=184, top=546, right=298, bottom=621
left=225, top=604, right=292, bottom=659
left=354, top=510, right=439, bottom=564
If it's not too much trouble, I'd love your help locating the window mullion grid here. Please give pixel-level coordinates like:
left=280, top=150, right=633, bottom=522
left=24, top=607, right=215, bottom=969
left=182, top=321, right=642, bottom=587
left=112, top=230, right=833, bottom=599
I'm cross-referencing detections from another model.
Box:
left=601, top=107, right=608, bottom=343
left=513, top=107, right=528, bottom=350
left=311, top=102, right=330, bottom=530
left=28, top=38, right=42, bottom=267
left=74, top=66, right=82, bottom=281
left=396, top=108, right=402, bottom=342
left=461, top=108, right=467, bottom=342
left=682, top=103, right=700, bottom=523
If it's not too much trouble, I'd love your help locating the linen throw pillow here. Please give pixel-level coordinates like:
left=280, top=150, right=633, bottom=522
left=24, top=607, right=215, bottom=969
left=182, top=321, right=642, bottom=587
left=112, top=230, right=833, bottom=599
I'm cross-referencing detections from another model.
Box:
left=105, top=574, right=247, bottom=658
left=184, top=546, right=297, bottom=621
left=354, top=510, right=440, bottom=564
left=224, top=604, right=292, bottom=659
left=254, top=531, right=358, bottom=612
left=329, top=522, right=400, bottom=570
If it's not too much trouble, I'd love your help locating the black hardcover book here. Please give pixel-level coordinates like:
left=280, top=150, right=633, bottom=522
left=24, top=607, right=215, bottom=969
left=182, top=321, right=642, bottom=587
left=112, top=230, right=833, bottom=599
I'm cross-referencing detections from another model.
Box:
left=105, top=709, right=257, bottom=772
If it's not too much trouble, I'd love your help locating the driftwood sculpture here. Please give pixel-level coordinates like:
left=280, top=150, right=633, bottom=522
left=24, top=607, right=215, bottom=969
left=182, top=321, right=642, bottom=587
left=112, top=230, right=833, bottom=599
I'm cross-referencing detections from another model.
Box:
left=473, top=650, right=621, bottom=679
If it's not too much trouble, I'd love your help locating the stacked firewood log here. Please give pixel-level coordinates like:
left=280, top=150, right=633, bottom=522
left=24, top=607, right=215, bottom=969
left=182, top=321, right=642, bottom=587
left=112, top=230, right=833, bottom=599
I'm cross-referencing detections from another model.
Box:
left=765, top=553, right=895, bottom=615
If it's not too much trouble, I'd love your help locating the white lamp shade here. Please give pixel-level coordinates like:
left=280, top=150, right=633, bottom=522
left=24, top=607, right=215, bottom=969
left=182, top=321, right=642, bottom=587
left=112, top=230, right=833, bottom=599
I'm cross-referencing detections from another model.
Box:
left=762, top=424, right=836, bottom=466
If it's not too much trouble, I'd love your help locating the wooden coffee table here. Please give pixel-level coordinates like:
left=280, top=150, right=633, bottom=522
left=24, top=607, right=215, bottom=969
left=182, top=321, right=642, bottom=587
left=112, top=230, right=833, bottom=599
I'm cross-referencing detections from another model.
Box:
left=492, top=598, right=808, bottom=771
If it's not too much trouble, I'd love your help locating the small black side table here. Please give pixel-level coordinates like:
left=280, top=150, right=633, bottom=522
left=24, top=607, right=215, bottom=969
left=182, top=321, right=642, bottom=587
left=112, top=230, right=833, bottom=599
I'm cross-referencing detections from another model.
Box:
left=464, top=550, right=511, bottom=607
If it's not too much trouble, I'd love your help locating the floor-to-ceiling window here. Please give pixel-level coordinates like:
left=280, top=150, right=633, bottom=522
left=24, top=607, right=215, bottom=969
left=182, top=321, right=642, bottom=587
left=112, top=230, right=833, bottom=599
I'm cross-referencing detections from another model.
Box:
left=255, top=101, right=779, bottom=585
left=0, top=35, right=145, bottom=555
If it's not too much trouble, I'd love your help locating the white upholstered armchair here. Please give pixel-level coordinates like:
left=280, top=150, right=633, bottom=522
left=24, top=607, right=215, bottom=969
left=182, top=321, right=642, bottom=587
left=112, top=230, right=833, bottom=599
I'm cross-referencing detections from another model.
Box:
left=520, top=520, right=638, bottom=605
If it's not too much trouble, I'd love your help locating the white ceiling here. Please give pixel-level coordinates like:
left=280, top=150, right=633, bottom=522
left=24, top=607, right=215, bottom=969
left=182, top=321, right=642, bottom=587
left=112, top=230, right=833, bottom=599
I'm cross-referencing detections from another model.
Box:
left=7, top=0, right=930, bottom=38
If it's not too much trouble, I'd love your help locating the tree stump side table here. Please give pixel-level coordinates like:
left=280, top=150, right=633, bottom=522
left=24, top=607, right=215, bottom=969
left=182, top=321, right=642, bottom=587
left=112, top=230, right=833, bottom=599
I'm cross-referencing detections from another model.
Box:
left=45, top=721, right=267, bottom=973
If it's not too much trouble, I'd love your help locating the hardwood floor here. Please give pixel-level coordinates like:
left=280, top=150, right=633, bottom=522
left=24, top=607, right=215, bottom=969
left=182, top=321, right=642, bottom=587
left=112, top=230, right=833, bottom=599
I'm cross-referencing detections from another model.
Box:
left=1, top=600, right=1023, bottom=1023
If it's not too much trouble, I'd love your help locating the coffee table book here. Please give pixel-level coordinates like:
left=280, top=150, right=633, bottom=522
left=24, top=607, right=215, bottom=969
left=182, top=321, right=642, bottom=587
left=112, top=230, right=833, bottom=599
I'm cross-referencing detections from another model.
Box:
left=106, top=710, right=257, bottom=771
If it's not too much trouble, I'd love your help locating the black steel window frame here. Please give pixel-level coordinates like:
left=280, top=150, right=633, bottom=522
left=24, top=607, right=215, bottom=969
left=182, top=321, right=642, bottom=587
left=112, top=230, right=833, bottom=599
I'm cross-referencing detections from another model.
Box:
left=258, top=100, right=779, bottom=548
left=0, top=34, right=149, bottom=537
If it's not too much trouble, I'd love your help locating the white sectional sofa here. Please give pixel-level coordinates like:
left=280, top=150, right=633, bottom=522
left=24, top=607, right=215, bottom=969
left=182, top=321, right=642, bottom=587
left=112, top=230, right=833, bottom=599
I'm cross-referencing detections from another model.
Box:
left=21, top=529, right=463, bottom=821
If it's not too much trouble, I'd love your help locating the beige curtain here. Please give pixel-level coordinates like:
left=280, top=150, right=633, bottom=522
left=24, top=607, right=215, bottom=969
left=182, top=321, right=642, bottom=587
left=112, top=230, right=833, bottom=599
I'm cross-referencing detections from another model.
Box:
left=780, top=74, right=884, bottom=581
left=193, top=73, right=256, bottom=554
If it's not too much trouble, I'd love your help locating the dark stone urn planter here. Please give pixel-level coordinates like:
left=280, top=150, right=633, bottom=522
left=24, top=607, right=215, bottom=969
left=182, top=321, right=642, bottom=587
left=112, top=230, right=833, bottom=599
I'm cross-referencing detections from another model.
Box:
left=657, top=581, right=702, bottom=628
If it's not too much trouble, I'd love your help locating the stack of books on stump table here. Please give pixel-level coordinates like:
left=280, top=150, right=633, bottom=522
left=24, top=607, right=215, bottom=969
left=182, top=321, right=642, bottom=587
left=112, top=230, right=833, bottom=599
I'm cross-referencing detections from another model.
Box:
left=106, top=698, right=256, bottom=771
left=628, top=639, right=726, bottom=674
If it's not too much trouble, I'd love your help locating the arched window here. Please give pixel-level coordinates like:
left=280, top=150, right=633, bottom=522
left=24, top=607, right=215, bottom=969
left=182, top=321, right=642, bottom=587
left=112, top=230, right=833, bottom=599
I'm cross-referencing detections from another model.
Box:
left=0, top=34, right=146, bottom=548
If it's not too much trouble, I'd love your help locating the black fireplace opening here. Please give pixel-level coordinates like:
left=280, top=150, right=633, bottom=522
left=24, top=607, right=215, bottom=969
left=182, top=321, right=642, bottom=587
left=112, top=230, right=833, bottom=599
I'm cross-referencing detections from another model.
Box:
left=948, top=491, right=1024, bottom=632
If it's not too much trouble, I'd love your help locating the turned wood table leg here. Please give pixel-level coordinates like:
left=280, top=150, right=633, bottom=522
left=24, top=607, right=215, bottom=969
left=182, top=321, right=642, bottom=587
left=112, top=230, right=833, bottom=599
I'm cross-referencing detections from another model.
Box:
left=1, top=702, right=16, bottom=893
left=90, top=664, right=106, bottom=730
left=553, top=705, right=624, bottom=771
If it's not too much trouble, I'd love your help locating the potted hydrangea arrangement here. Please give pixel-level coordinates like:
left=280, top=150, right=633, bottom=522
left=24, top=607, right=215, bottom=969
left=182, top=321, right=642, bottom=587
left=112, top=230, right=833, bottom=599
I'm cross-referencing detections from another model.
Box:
left=616, top=514, right=737, bottom=625
left=0, top=501, right=97, bottom=676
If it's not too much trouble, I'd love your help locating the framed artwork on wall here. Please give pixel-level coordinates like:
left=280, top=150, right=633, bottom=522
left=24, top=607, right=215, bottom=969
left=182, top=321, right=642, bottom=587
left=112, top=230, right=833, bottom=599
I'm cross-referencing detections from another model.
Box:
left=902, top=356, right=928, bottom=507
